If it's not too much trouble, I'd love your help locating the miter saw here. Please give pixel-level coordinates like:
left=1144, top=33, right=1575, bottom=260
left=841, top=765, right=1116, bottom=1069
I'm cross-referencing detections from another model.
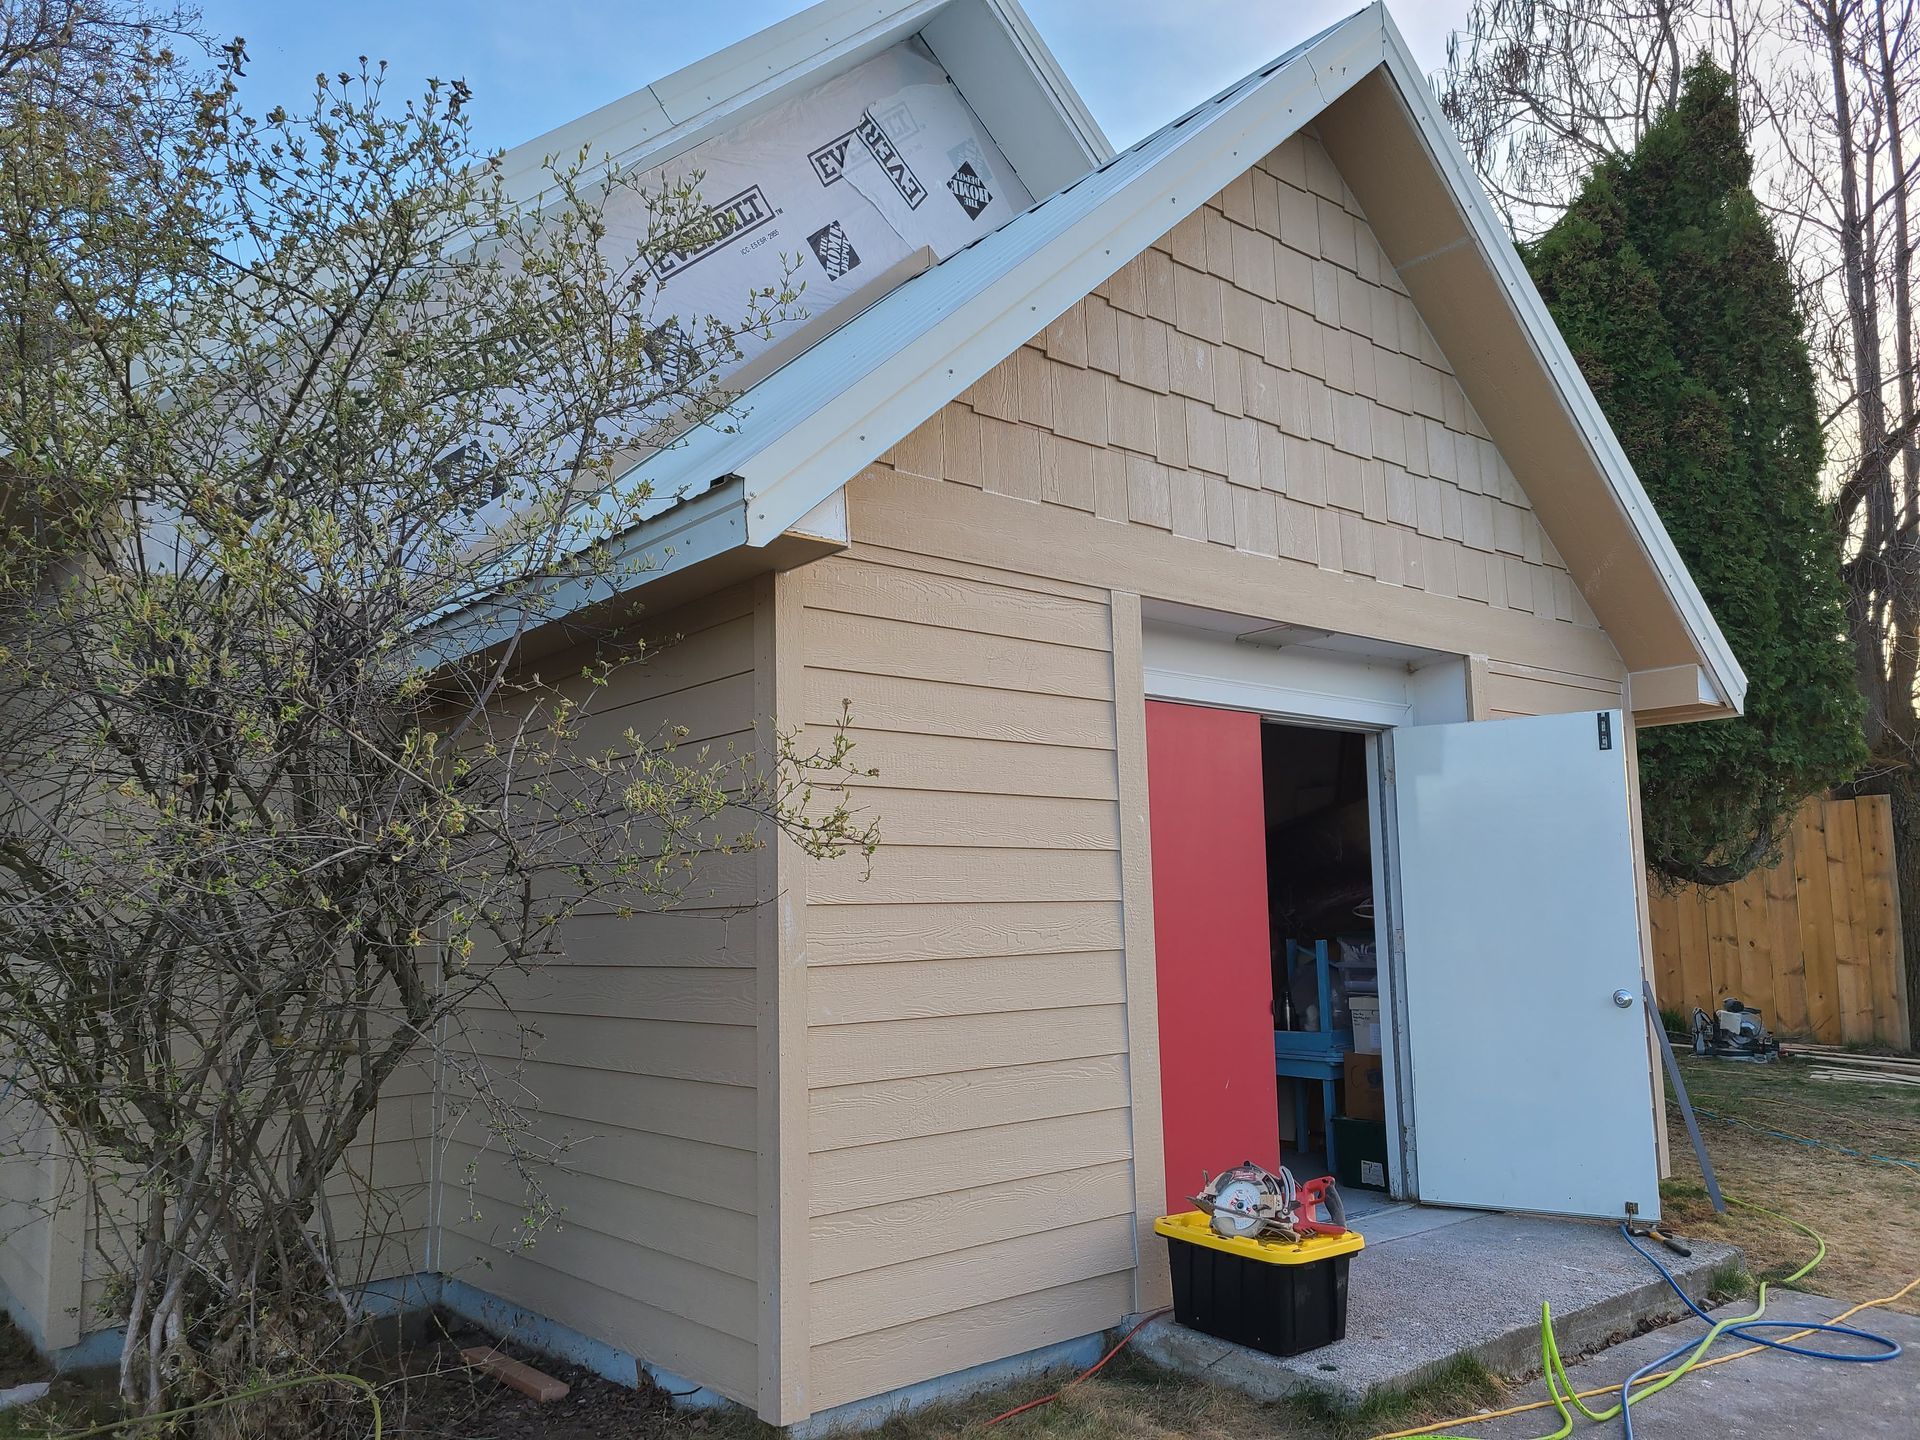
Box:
left=1689, top=998, right=1779, bottom=1062
left=1192, top=1162, right=1348, bottom=1242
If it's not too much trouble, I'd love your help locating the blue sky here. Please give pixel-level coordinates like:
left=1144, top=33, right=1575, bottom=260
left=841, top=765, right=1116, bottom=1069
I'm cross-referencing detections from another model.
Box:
left=192, top=1, right=1466, bottom=158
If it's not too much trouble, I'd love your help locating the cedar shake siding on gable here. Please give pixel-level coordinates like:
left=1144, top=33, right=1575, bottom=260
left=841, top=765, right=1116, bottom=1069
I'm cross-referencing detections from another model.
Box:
left=882, top=128, right=1607, bottom=656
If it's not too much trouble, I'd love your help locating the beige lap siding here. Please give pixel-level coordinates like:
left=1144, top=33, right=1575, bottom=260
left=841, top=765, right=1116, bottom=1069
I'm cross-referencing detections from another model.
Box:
left=436, top=584, right=763, bottom=1405
left=1479, top=660, right=1625, bottom=717
left=798, top=551, right=1137, bottom=1413
left=73, top=1083, right=436, bottom=1342
left=0, top=1103, right=81, bottom=1350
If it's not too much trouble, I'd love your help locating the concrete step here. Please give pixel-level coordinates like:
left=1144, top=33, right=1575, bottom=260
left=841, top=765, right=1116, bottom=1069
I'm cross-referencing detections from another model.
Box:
left=1133, top=1210, right=1741, bottom=1407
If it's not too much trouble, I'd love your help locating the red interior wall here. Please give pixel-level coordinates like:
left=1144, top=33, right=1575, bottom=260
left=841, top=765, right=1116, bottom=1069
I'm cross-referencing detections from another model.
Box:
left=1145, top=701, right=1279, bottom=1212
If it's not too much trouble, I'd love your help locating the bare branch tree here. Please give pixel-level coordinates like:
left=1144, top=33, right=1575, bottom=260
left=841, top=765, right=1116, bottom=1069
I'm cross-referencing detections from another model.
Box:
left=0, top=4, right=875, bottom=1429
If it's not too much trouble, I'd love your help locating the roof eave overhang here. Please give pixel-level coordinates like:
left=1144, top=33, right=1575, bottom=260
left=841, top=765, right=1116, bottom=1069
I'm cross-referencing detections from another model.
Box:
left=406, top=478, right=749, bottom=675
left=408, top=477, right=852, bottom=675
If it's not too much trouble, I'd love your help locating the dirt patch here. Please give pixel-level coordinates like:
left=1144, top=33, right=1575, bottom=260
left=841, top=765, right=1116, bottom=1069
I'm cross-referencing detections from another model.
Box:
left=0, top=1317, right=46, bottom=1390
left=1661, top=1053, right=1920, bottom=1314
left=777, top=1350, right=1502, bottom=1440
left=377, top=1339, right=1499, bottom=1440
left=377, top=1329, right=768, bottom=1440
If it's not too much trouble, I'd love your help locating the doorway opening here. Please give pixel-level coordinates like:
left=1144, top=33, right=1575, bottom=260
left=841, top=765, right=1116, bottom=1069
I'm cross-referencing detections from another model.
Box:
left=1262, top=721, right=1395, bottom=1203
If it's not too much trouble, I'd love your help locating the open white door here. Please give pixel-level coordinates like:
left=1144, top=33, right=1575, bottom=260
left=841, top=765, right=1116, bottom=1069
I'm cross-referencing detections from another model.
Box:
left=1390, top=709, right=1659, bottom=1220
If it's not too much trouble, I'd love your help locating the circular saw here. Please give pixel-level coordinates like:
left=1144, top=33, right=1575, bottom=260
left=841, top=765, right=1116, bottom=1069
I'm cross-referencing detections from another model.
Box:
left=1192, top=1161, right=1347, bottom=1242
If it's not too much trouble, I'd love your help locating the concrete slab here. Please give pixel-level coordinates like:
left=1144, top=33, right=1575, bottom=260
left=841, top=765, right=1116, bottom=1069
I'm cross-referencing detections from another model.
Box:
left=1133, top=1211, right=1741, bottom=1406
left=1465, top=1291, right=1920, bottom=1438
left=1348, top=1203, right=1483, bottom=1244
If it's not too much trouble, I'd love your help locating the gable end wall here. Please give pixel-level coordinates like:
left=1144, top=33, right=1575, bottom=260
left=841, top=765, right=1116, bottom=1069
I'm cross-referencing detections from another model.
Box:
left=790, top=127, right=1632, bottom=1417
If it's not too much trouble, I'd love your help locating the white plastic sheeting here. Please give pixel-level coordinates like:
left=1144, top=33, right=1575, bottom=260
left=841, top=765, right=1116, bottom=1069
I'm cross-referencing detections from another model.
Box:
left=602, top=41, right=1031, bottom=376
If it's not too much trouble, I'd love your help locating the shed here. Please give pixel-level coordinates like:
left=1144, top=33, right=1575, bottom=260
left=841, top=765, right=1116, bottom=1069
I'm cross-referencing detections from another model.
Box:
left=0, top=0, right=1747, bottom=1430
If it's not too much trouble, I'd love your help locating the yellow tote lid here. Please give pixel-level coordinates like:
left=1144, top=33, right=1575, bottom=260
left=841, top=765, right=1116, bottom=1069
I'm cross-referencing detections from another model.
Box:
left=1153, top=1209, right=1365, bottom=1263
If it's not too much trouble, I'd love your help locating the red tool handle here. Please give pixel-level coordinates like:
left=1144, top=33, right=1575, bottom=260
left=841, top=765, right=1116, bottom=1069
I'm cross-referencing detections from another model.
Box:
left=1291, top=1175, right=1348, bottom=1235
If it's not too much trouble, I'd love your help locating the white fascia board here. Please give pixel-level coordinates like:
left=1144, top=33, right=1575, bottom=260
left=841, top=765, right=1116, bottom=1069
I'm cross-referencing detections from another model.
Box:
left=609, top=10, right=1384, bottom=549
left=408, top=479, right=747, bottom=672
left=923, top=0, right=1113, bottom=193
left=984, top=0, right=1113, bottom=163
left=787, top=486, right=851, bottom=543
left=1371, top=8, right=1747, bottom=715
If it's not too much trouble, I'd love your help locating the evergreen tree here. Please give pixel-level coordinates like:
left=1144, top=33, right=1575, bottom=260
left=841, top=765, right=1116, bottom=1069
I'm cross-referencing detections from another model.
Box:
left=1526, top=60, right=1863, bottom=886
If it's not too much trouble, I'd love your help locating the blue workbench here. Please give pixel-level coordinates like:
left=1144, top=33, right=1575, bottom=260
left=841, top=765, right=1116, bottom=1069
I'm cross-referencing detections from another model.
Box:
left=1272, top=938, right=1353, bottom=1174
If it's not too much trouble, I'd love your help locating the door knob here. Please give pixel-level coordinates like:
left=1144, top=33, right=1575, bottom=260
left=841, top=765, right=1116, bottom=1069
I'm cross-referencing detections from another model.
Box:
left=1612, top=989, right=1635, bottom=1009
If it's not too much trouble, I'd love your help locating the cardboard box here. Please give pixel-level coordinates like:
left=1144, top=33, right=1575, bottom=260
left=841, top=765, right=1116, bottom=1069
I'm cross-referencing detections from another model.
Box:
left=1343, top=1051, right=1385, bottom=1123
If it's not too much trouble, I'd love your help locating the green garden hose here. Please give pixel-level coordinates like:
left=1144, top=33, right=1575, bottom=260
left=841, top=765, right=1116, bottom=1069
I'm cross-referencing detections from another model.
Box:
left=1378, top=1196, right=1906, bottom=1440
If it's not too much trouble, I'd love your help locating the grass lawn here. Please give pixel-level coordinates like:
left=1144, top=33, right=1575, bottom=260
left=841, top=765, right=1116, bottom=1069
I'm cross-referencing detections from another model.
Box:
left=4, top=1051, right=1913, bottom=1439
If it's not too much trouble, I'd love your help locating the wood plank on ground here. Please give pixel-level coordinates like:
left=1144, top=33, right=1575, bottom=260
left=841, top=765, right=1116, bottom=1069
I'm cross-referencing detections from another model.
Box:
left=461, top=1349, right=570, bottom=1403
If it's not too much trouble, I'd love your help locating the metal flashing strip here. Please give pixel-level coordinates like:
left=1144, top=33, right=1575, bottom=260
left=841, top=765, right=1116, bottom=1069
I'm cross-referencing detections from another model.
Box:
left=406, top=477, right=747, bottom=672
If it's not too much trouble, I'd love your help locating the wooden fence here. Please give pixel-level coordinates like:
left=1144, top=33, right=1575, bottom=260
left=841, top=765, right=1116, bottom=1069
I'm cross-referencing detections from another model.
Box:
left=1647, top=794, right=1912, bottom=1049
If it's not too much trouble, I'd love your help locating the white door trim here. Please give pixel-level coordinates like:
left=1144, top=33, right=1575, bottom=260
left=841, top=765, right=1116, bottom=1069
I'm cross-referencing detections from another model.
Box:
left=1140, top=620, right=1467, bottom=729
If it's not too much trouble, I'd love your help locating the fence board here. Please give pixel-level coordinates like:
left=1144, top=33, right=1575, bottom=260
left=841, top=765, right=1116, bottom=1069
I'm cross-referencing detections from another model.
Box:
left=1649, top=794, right=1910, bottom=1048
left=1794, top=802, right=1839, bottom=1039
left=1825, top=801, right=1873, bottom=1043
left=1680, top=884, right=1713, bottom=1018
left=1855, top=798, right=1904, bottom=1040
left=1764, top=842, right=1807, bottom=1034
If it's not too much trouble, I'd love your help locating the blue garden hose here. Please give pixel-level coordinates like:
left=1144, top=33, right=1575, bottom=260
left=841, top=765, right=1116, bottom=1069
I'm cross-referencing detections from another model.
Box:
left=1614, top=1219, right=1901, bottom=1440
left=1692, top=1105, right=1920, bottom=1174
